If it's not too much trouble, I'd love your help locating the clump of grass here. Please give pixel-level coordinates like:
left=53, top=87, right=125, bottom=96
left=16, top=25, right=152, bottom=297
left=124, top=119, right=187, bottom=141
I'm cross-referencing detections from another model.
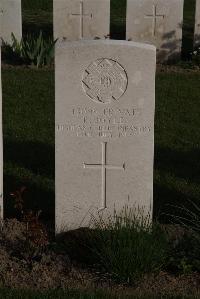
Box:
left=89, top=206, right=168, bottom=284
left=167, top=200, right=200, bottom=273
left=177, top=200, right=200, bottom=234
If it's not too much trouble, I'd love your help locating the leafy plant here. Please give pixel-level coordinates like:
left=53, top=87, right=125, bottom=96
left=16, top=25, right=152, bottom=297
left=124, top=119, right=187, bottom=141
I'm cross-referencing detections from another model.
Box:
left=7, top=187, right=49, bottom=269
left=2, top=32, right=57, bottom=67
left=10, top=186, right=49, bottom=247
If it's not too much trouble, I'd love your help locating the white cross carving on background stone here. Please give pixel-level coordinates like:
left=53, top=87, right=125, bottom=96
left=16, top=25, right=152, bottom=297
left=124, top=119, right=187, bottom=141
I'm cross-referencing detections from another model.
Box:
left=144, top=4, right=165, bottom=37
left=70, top=1, right=92, bottom=39
left=83, top=142, right=125, bottom=211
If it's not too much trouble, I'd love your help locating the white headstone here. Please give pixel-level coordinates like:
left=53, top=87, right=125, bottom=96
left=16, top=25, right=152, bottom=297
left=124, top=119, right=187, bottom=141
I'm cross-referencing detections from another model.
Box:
left=55, top=40, right=156, bottom=232
left=194, top=0, right=200, bottom=47
left=53, top=0, right=110, bottom=40
left=126, top=0, right=184, bottom=62
left=0, top=45, right=3, bottom=219
left=0, top=0, right=22, bottom=44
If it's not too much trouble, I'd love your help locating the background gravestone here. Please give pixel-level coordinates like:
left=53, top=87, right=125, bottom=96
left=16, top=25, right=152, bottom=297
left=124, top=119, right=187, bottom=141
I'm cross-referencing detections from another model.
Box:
left=0, top=45, right=2, bottom=219
left=126, top=0, right=184, bottom=62
left=194, top=0, right=200, bottom=47
left=54, top=0, right=110, bottom=40
left=0, top=0, right=22, bottom=43
left=55, top=40, right=156, bottom=232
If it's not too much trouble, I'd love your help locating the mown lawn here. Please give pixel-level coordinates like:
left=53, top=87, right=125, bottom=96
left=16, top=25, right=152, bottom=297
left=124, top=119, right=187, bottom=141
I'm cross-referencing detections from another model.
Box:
left=155, top=71, right=200, bottom=220
left=182, top=0, right=196, bottom=58
left=2, top=68, right=200, bottom=222
left=22, top=0, right=53, bottom=37
left=2, top=68, right=54, bottom=220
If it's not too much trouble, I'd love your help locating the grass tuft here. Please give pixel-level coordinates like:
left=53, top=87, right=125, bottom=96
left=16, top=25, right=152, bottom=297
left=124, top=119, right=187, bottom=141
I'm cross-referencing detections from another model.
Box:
left=88, top=207, right=168, bottom=284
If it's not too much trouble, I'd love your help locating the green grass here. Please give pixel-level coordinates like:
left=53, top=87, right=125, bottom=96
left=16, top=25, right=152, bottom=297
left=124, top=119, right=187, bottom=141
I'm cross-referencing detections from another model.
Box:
left=2, top=68, right=200, bottom=224
left=110, top=0, right=126, bottom=39
left=2, top=68, right=54, bottom=221
left=155, top=72, right=200, bottom=221
left=0, top=288, right=199, bottom=299
left=182, top=0, right=196, bottom=59
left=22, top=0, right=53, bottom=38
left=22, top=0, right=52, bottom=11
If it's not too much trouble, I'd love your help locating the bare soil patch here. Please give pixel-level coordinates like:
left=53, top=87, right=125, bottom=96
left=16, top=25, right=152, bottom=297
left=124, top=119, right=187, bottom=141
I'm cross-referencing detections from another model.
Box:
left=0, top=219, right=199, bottom=297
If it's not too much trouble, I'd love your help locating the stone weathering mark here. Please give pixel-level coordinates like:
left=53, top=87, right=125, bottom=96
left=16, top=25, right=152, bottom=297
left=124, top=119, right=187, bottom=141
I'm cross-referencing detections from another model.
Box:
left=83, top=142, right=125, bottom=211
left=144, top=4, right=165, bottom=37
left=82, top=58, right=128, bottom=104
left=0, top=7, right=4, bottom=33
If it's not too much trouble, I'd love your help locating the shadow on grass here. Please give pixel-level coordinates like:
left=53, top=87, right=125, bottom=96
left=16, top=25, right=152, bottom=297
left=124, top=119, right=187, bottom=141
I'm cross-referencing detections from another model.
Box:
left=4, top=173, right=54, bottom=225
left=4, top=139, right=54, bottom=179
left=22, top=14, right=53, bottom=39
left=22, top=0, right=53, bottom=38
left=154, top=182, right=199, bottom=222
left=154, top=146, right=200, bottom=222
left=155, top=146, right=200, bottom=182
left=110, top=0, right=126, bottom=40
left=3, top=139, right=54, bottom=224
left=182, top=0, right=196, bottom=59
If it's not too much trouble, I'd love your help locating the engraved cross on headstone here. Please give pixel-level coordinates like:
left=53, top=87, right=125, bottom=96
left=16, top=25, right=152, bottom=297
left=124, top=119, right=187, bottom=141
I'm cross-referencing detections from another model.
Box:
left=70, top=1, right=93, bottom=39
left=144, top=4, right=165, bottom=37
left=83, top=142, right=125, bottom=211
